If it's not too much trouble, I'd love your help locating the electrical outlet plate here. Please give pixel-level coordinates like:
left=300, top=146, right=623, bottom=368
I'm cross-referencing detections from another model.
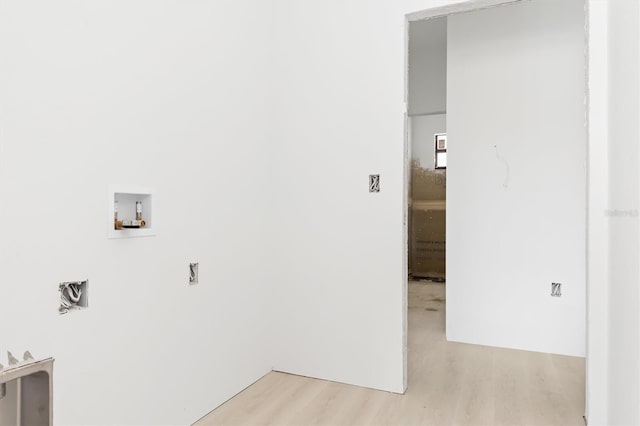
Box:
left=189, top=263, right=199, bottom=285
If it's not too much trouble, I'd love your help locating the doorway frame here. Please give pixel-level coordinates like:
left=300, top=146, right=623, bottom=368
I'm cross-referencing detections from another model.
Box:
left=402, top=1, right=607, bottom=423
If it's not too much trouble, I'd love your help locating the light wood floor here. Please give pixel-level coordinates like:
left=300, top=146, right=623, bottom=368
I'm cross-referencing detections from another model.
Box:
left=196, top=281, right=585, bottom=426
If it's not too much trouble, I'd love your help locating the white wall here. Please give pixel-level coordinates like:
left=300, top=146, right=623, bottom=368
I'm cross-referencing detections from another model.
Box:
left=446, top=0, right=586, bottom=357
left=586, top=1, right=609, bottom=423
left=270, top=0, right=469, bottom=394
left=607, top=1, right=640, bottom=424
left=408, top=17, right=447, bottom=116
left=0, top=1, right=274, bottom=424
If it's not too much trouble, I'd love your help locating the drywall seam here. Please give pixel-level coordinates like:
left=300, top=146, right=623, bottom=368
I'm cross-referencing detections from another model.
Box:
left=493, top=145, right=510, bottom=189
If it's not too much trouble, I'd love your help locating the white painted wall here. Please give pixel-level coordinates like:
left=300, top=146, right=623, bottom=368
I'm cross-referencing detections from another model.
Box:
left=408, top=17, right=447, bottom=116
left=446, top=0, right=587, bottom=357
left=0, top=1, right=274, bottom=424
left=586, top=1, right=609, bottom=423
left=269, top=0, right=470, bottom=394
left=606, top=1, right=640, bottom=424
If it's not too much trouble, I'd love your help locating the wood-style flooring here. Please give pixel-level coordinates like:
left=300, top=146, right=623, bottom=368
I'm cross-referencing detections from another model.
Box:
left=196, top=281, right=585, bottom=425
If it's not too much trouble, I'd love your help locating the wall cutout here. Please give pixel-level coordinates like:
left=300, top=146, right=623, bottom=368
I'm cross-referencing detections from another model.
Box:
left=108, top=185, right=155, bottom=239
left=551, top=282, right=562, bottom=297
left=58, top=280, right=88, bottom=314
left=369, top=174, right=380, bottom=193
left=189, top=263, right=199, bottom=285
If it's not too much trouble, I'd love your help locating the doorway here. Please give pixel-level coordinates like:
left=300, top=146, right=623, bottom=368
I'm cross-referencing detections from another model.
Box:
left=408, top=16, right=447, bottom=285
left=406, top=15, right=448, bottom=391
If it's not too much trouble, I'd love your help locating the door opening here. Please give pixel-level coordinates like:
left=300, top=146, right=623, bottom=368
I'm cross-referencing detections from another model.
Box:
left=407, top=16, right=447, bottom=286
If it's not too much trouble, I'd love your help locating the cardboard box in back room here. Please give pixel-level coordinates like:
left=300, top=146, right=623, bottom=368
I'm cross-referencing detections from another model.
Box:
left=410, top=160, right=446, bottom=278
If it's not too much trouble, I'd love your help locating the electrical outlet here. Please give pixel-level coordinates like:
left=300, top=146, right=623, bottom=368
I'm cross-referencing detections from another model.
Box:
left=551, top=282, right=562, bottom=297
left=189, top=263, right=199, bottom=285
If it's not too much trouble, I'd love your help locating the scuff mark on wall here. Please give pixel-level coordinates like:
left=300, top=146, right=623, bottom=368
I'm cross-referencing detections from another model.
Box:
left=494, top=145, right=511, bottom=188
